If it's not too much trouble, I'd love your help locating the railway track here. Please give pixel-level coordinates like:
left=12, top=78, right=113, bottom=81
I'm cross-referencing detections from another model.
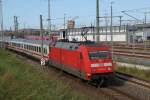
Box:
left=113, top=45, right=150, bottom=51
left=114, top=52, right=150, bottom=59
left=113, top=48, right=150, bottom=67
left=114, top=47, right=150, bottom=51
left=99, top=87, right=138, bottom=100
left=113, top=47, right=150, bottom=60
left=113, top=43, right=150, bottom=48
left=113, top=48, right=150, bottom=53
left=43, top=66, right=140, bottom=100
left=112, top=44, right=150, bottom=59
left=8, top=49, right=149, bottom=100
left=98, top=71, right=150, bottom=100
left=113, top=72, right=150, bottom=100
left=116, top=72, right=150, bottom=89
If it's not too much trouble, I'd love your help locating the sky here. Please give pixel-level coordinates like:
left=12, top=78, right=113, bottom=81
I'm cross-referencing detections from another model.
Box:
left=3, top=0, right=150, bottom=29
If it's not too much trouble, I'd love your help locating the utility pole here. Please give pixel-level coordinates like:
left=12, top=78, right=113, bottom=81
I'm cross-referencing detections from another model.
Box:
left=14, top=16, right=19, bottom=38
left=40, top=15, right=44, bottom=59
left=110, top=1, right=113, bottom=59
left=144, top=13, right=147, bottom=50
left=143, top=11, right=150, bottom=24
left=143, top=12, right=150, bottom=49
left=0, top=0, right=4, bottom=48
left=64, top=13, right=66, bottom=30
left=119, top=16, right=122, bottom=32
left=48, top=0, right=51, bottom=36
left=126, top=24, right=129, bottom=45
left=105, top=15, right=108, bottom=42
left=122, top=11, right=142, bottom=49
left=144, top=12, right=147, bottom=24
left=99, top=15, right=122, bottom=42
left=40, top=15, right=47, bottom=66
left=14, top=16, right=19, bottom=32
left=63, top=13, right=67, bottom=39
left=96, top=0, right=100, bottom=42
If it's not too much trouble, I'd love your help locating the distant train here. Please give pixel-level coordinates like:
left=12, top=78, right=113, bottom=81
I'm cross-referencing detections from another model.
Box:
left=3, top=38, right=114, bottom=84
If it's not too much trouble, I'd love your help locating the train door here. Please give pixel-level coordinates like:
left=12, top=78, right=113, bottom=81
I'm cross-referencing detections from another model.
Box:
left=79, top=52, right=83, bottom=77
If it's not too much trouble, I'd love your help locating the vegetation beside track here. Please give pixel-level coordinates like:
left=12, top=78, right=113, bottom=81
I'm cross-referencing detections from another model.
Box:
left=116, top=66, right=150, bottom=81
left=0, top=49, right=91, bottom=100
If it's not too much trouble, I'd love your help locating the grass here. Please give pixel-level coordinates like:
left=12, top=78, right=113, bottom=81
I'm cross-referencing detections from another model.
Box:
left=115, top=66, right=150, bottom=81
left=0, top=49, right=91, bottom=100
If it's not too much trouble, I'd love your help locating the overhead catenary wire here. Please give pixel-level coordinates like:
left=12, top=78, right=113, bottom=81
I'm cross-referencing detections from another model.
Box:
left=123, top=7, right=150, bottom=13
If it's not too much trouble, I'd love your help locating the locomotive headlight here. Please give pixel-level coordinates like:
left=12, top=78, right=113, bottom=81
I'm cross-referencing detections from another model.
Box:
left=91, top=63, right=112, bottom=68
left=91, top=63, right=103, bottom=67
left=91, top=63, right=99, bottom=67
left=104, top=63, right=112, bottom=66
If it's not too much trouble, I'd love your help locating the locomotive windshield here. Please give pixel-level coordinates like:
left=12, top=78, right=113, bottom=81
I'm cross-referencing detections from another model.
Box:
left=89, top=51, right=110, bottom=59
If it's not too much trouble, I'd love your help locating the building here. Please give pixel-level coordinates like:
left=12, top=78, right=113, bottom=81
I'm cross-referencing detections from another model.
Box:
left=59, top=25, right=127, bottom=42
left=127, top=24, right=150, bottom=43
left=59, top=24, right=150, bottom=43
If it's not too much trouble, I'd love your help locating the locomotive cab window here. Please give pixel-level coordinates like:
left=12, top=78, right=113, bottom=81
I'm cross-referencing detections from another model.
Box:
left=89, top=51, right=110, bottom=59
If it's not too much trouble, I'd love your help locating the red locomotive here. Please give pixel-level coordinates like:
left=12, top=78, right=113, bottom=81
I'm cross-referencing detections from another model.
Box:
left=7, top=38, right=114, bottom=84
left=49, top=40, right=114, bottom=81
